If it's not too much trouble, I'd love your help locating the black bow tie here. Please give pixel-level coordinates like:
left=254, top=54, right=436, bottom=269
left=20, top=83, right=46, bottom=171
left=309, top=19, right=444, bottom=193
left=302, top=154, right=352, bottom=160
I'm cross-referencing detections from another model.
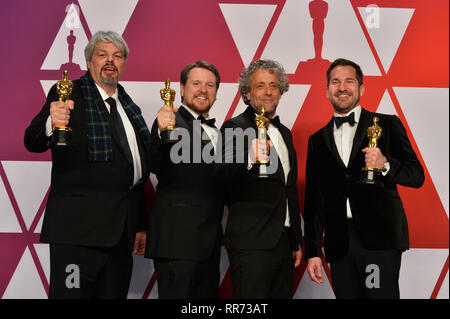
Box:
left=334, top=112, right=356, bottom=128
left=198, top=115, right=216, bottom=127
left=270, top=115, right=281, bottom=128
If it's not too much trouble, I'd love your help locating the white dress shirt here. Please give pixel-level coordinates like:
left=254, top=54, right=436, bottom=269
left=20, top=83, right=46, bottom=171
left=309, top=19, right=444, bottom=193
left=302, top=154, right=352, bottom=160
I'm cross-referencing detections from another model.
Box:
left=45, top=85, right=143, bottom=185
left=267, top=121, right=292, bottom=227
left=96, top=84, right=142, bottom=185
left=181, top=104, right=218, bottom=152
left=333, top=105, right=361, bottom=218
left=248, top=112, right=292, bottom=227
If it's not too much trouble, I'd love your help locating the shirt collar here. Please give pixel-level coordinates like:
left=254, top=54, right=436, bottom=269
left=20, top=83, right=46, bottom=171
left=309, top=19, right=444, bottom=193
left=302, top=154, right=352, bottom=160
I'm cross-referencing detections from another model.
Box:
left=334, top=105, right=361, bottom=123
left=95, top=83, right=118, bottom=102
left=181, top=104, right=210, bottom=120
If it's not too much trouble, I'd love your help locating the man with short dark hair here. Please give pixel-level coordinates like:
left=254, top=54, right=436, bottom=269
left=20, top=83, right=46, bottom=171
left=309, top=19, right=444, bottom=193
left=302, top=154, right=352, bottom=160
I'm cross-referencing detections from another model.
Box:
left=145, top=60, right=224, bottom=298
left=24, top=31, right=151, bottom=298
left=304, top=58, right=425, bottom=298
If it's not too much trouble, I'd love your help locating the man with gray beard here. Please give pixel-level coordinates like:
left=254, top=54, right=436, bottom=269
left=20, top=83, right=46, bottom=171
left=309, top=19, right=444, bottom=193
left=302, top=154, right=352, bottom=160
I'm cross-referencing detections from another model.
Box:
left=24, top=31, right=151, bottom=298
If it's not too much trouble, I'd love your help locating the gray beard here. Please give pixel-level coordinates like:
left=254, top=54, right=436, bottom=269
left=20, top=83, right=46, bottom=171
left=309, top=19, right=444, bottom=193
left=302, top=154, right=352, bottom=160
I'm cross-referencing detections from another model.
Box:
left=100, top=76, right=119, bottom=86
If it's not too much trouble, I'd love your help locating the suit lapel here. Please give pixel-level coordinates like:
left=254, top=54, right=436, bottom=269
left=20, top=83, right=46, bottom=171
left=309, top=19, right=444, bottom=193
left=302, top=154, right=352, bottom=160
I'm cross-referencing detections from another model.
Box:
left=128, top=116, right=148, bottom=180
left=178, top=105, right=213, bottom=153
left=243, top=106, right=257, bottom=129
left=286, top=131, right=296, bottom=186
left=277, top=124, right=295, bottom=185
left=322, top=118, right=346, bottom=167
left=104, top=99, right=133, bottom=166
left=348, top=108, right=371, bottom=167
left=177, top=105, right=195, bottom=130
left=270, top=141, right=285, bottom=183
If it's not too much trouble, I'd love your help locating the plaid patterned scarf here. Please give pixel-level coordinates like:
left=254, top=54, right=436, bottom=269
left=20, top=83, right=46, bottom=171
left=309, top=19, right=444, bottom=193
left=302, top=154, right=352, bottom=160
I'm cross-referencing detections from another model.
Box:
left=80, top=71, right=151, bottom=162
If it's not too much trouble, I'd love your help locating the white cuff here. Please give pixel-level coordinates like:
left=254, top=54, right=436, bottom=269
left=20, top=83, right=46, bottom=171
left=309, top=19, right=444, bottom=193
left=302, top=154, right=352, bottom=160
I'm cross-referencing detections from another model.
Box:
left=45, top=116, right=53, bottom=137
left=247, top=154, right=253, bottom=170
left=381, top=161, right=390, bottom=176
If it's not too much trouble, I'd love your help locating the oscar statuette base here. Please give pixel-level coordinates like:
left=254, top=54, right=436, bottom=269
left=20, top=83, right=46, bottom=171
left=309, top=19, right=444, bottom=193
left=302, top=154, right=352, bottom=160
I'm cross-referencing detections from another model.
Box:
left=51, top=127, right=72, bottom=147
left=255, top=160, right=270, bottom=179
left=160, top=126, right=180, bottom=144
left=360, top=167, right=383, bottom=187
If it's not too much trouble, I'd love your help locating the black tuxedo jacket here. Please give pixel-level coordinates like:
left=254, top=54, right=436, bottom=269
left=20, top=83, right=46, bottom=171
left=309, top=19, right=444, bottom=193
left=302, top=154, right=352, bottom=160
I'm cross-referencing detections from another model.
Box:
left=304, top=107, right=424, bottom=263
left=218, top=106, right=302, bottom=251
left=24, top=80, right=150, bottom=250
left=145, top=106, right=224, bottom=262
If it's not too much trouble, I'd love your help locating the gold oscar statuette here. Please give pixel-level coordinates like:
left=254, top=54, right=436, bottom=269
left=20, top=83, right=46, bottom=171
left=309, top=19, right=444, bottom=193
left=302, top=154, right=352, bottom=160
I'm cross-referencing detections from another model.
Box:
left=159, top=78, right=179, bottom=143
left=254, top=106, right=270, bottom=178
left=52, top=70, right=73, bottom=147
left=361, top=116, right=383, bottom=185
